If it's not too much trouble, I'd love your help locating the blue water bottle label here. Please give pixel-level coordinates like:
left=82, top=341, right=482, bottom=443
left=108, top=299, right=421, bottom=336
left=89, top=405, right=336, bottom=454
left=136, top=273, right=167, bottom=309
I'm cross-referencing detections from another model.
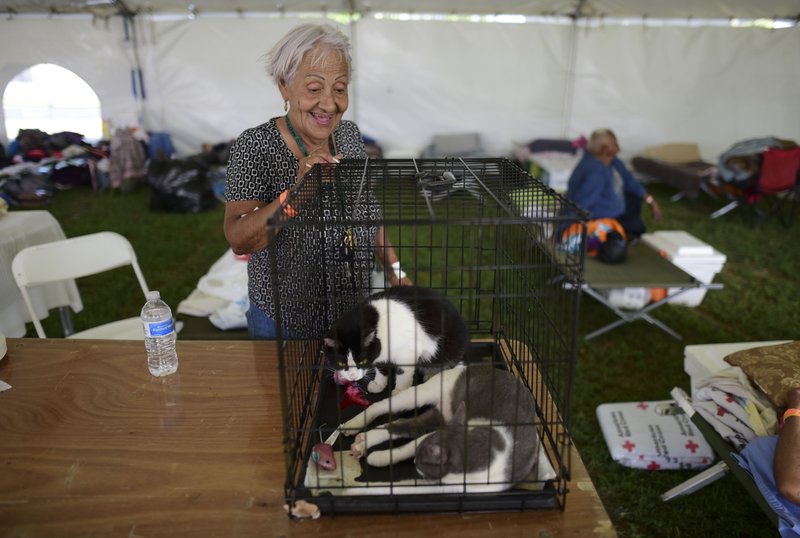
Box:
left=144, top=319, right=174, bottom=337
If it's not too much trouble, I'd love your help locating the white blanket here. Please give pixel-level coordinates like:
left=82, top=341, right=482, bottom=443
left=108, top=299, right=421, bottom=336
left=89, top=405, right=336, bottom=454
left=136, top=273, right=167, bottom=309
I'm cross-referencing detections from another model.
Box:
left=177, top=249, right=249, bottom=330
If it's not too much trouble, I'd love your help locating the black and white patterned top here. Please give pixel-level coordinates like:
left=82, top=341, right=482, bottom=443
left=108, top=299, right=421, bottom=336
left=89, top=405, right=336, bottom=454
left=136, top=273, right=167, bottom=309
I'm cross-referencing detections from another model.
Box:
left=225, top=117, right=379, bottom=337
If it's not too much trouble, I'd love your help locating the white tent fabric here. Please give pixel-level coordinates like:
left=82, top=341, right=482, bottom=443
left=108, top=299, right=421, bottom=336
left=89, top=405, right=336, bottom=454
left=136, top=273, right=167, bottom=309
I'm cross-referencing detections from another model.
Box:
left=1, top=1, right=798, bottom=19
left=0, top=13, right=798, bottom=160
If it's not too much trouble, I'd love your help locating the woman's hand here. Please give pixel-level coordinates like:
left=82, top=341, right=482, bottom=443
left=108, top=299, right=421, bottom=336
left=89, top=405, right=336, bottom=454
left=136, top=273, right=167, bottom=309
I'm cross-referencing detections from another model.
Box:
left=650, top=199, right=663, bottom=223
left=296, top=147, right=342, bottom=182
left=787, top=387, right=800, bottom=410
left=644, top=194, right=663, bottom=223
left=389, top=273, right=414, bottom=287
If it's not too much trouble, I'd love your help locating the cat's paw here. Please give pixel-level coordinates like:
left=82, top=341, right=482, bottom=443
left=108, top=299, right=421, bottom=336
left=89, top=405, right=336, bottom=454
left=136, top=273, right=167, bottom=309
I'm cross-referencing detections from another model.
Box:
left=350, top=433, right=366, bottom=458
left=366, top=378, right=387, bottom=393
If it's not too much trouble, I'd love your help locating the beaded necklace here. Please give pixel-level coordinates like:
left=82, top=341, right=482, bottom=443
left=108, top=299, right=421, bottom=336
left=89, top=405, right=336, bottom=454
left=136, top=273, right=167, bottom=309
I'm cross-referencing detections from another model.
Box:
left=284, top=114, right=354, bottom=289
left=284, top=114, right=337, bottom=157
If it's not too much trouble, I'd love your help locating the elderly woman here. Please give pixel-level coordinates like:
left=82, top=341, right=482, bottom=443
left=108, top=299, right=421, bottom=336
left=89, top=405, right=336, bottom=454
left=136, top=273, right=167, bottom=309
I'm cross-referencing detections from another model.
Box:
left=224, top=23, right=409, bottom=340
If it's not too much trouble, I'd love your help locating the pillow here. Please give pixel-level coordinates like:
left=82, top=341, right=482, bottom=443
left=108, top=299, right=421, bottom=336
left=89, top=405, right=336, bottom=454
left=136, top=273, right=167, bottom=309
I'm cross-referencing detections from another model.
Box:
left=724, top=341, right=800, bottom=408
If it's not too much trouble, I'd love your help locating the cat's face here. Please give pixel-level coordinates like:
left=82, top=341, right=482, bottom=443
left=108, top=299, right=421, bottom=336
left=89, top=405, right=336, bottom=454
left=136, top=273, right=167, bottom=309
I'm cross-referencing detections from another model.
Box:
left=322, top=329, right=381, bottom=386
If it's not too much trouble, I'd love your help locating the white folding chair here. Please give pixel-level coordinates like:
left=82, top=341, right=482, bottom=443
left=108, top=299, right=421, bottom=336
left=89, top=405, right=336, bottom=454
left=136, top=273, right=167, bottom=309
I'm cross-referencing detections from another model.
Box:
left=12, top=231, right=150, bottom=339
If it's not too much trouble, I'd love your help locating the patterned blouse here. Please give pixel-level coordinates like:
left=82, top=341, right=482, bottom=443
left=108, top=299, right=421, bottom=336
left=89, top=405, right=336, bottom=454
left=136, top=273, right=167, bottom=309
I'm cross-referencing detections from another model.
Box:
left=225, top=118, right=379, bottom=337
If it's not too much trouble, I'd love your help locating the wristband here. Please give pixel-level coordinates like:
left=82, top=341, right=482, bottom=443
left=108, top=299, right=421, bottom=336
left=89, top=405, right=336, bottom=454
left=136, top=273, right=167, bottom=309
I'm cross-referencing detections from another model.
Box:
left=391, top=261, right=406, bottom=281
left=644, top=194, right=654, bottom=205
left=784, top=408, right=800, bottom=422
left=278, top=190, right=298, bottom=218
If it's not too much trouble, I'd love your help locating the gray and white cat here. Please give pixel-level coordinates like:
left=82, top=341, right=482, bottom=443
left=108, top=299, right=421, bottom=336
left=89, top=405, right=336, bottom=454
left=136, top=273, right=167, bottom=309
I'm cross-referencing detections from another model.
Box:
left=338, top=364, right=540, bottom=494
left=322, top=285, right=469, bottom=394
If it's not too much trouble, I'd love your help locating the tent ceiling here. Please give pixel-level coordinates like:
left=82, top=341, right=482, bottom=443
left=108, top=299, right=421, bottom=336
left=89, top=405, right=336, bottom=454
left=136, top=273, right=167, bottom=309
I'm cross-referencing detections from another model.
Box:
left=1, top=0, right=798, bottom=19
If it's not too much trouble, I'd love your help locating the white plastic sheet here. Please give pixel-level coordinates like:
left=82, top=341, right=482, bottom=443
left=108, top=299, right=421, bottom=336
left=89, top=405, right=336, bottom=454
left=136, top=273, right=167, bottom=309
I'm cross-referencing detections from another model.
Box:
left=0, top=15, right=798, bottom=160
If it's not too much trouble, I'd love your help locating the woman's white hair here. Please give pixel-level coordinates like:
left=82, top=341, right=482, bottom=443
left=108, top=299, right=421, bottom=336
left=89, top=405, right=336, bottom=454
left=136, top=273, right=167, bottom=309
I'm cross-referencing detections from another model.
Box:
left=266, top=23, right=352, bottom=86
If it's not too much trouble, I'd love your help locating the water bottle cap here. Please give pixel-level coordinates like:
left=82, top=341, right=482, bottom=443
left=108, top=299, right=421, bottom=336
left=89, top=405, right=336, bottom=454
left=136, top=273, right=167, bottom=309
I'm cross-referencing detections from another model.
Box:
left=146, top=291, right=161, bottom=301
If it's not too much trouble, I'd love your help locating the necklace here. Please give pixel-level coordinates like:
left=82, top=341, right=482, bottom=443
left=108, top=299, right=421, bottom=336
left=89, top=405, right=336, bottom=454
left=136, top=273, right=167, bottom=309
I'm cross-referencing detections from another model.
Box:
left=284, top=114, right=337, bottom=157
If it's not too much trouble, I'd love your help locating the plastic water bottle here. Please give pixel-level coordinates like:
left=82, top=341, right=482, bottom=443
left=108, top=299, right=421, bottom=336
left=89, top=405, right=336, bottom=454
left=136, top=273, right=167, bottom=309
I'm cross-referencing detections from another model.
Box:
left=141, top=290, right=179, bottom=377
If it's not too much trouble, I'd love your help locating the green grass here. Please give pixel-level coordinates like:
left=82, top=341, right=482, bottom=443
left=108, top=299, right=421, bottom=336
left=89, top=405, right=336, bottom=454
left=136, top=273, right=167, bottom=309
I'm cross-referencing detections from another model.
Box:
left=15, top=180, right=799, bottom=537
left=572, top=183, right=799, bottom=538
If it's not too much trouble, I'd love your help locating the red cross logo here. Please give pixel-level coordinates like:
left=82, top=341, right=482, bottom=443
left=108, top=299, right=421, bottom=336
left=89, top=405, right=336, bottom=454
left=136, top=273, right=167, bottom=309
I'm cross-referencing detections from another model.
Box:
left=726, top=394, right=735, bottom=403
left=647, top=461, right=661, bottom=470
left=637, top=402, right=649, bottom=410
left=685, top=440, right=700, bottom=453
left=622, top=440, right=636, bottom=452
left=716, top=406, right=727, bottom=417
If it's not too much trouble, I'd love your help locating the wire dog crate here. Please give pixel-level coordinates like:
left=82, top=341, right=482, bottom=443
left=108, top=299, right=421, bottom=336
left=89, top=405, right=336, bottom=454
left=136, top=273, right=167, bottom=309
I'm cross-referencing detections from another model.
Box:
left=267, top=157, right=585, bottom=516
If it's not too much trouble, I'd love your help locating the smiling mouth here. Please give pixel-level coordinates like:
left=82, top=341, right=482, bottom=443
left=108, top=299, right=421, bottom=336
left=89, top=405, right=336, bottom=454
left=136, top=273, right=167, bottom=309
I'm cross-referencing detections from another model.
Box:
left=310, top=112, right=334, bottom=126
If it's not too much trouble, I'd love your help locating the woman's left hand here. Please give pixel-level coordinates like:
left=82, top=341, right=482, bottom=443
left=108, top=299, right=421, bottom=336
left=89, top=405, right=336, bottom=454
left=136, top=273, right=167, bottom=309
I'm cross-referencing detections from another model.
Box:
left=297, top=148, right=342, bottom=182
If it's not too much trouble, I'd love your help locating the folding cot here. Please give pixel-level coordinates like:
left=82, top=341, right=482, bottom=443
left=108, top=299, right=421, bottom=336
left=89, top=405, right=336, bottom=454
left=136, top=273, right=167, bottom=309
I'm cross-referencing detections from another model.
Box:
left=580, top=241, right=723, bottom=340
left=660, top=341, right=794, bottom=529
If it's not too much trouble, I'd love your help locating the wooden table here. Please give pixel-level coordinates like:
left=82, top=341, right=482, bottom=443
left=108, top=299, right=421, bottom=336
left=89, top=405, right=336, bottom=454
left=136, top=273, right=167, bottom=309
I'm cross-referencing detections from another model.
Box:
left=0, top=338, right=615, bottom=537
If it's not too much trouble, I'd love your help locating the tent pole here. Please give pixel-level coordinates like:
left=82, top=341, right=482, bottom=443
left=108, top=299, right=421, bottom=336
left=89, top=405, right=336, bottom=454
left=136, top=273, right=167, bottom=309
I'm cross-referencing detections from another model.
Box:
left=560, top=0, right=585, bottom=138
left=119, top=1, right=147, bottom=129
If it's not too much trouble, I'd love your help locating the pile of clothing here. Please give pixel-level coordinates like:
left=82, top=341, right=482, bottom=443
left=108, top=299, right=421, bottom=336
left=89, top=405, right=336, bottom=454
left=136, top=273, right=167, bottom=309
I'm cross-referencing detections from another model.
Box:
left=693, top=367, right=777, bottom=451
left=0, top=129, right=102, bottom=206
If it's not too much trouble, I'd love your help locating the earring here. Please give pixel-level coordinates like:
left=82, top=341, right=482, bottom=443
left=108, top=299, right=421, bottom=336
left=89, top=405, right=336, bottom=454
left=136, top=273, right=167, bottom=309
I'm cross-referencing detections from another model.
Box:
left=284, top=100, right=289, bottom=112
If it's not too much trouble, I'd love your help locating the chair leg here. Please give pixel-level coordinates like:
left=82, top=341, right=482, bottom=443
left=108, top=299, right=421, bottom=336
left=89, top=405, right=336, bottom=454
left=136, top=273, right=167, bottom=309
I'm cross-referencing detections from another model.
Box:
left=778, top=187, right=798, bottom=228
left=661, top=460, right=729, bottom=501
left=58, top=306, right=76, bottom=337
left=710, top=200, right=739, bottom=219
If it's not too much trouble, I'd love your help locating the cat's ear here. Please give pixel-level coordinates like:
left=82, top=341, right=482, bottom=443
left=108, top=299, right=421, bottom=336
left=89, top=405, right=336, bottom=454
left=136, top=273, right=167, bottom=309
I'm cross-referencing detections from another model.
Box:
left=452, top=401, right=468, bottom=426
left=361, top=329, right=377, bottom=347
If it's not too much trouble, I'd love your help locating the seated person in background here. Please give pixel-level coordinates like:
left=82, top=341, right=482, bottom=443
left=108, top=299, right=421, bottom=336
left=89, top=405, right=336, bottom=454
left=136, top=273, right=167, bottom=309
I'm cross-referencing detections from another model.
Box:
left=564, top=128, right=662, bottom=239
left=775, top=387, right=800, bottom=504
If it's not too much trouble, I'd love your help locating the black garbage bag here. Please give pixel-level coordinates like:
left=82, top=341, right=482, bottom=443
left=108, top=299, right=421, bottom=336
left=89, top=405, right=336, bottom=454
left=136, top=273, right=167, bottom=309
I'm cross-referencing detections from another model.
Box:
left=147, top=158, right=218, bottom=213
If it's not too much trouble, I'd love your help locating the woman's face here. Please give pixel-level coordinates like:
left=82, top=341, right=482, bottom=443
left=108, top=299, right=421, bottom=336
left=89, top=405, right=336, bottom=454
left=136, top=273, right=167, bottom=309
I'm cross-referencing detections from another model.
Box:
left=281, top=44, right=349, bottom=149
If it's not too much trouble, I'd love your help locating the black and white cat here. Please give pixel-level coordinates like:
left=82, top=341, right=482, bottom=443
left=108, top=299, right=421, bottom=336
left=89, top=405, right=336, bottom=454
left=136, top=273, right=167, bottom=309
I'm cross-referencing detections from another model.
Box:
left=338, top=364, right=540, bottom=494
left=322, top=285, right=469, bottom=394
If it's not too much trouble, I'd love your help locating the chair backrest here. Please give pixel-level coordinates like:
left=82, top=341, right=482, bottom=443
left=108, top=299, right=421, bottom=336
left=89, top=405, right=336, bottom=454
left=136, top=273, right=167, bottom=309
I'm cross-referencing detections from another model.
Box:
left=11, top=231, right=149, bottom=338
left=758, top=147, right=800, bottom=194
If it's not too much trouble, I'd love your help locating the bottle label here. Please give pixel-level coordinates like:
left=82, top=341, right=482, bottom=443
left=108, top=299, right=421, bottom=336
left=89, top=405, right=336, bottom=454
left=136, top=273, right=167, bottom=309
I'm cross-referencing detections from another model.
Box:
left=143, top=319, right=174, bottom=337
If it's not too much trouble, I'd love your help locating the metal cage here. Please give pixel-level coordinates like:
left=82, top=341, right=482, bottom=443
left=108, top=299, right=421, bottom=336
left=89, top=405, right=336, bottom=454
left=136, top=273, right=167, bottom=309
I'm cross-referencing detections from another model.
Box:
left=267, top=157, right=585, bottom=516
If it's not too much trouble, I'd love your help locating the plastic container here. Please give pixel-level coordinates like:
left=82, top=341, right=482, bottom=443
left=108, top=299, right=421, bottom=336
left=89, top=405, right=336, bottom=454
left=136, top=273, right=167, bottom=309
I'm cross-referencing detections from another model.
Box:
left=642, top=231, right=726, bottom=307
left=141, top=290, right=179, bottom=377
